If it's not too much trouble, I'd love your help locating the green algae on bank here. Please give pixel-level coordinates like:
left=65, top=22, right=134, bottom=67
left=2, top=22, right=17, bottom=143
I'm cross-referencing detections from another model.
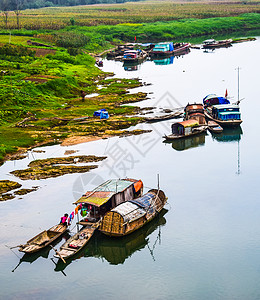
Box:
left=0, top=180, right=22, bottom=194
left=11, top=164, right=99, bottom=180
left=28, top=155, right=107, bottom=168
left=14, top=187, right=39, bottom=195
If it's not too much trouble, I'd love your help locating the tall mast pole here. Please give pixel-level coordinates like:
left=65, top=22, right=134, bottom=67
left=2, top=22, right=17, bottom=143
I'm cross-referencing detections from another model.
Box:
left=237, top=66, right=240, bottom=103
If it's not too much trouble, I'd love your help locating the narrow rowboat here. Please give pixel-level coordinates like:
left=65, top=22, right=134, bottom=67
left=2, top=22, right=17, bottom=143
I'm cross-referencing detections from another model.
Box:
left=207, top=121, right=223, bottom=133
left=145, top=111, right=183, bottom=123
left=54, top=225, right=97, bottom=261
left=19, top=224, right=67, bottom=254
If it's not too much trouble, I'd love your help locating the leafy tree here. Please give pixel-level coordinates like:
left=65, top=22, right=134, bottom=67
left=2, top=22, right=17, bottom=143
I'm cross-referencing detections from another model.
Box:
left=12, top=0, right=24, bottom=29
left=0, top=0, right=10, bottom=29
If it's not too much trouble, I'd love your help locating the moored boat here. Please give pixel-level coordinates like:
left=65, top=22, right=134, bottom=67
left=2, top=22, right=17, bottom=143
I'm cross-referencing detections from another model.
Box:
left=207, top=121, right=223, bottom=133
left=53, top=226, right=96, bottom=261
left=150, top=42, right=190, bottom=57
left=123, top=50, right=147, bottom=64
left=173, top=42, right=191, bottom=55
left=202, top=39, right=232, bottom=49
left=150, top=42, right=174, bottom=57
left=184, top=103, right=206, bottom=125
left=203, top=94, right=242, bottom=127
left=19, top=223, right=68, bottom=254
left=145, top=111, right=183, bottom=123
left=99, top=189, right=167, bottom=237
left=163, top=119, right=207, bottom=141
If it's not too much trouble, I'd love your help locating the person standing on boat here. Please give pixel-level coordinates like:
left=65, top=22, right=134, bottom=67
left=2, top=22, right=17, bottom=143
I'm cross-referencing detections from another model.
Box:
left=60, top=213, right=69, bottom=226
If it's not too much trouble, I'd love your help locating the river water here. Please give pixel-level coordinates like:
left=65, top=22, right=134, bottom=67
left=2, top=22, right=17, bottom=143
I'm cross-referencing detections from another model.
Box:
left=0, top=37, right=260, bottom=300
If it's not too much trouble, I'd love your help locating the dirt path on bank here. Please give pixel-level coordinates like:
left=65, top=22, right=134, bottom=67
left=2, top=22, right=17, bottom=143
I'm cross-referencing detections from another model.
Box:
left=61, top=135, right=110, bottom=146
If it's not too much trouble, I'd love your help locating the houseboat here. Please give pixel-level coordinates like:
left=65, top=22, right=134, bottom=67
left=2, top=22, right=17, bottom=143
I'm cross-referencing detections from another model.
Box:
left=184, top=103, right=206, bottom=125
left=150, top=42, right=190, bottom=57
left=163, top=119, right=207, bottom=141
left=99, top=189, right=167, bottom=237
left=203, top=94, right=242, bottom=127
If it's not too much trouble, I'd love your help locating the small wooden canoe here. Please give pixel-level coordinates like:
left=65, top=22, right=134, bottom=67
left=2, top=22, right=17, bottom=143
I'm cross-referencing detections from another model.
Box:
left=19, top=224, right=67, bottom=254
left=145, top=112, right=183, bottom=123
left=54, top=225, right=97, bottom=262
left=207, top=121, right=223, bottom=133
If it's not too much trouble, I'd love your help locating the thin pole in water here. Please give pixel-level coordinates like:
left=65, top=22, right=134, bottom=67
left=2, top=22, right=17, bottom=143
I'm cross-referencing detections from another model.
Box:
left=235, top=66, right=241, bottom=103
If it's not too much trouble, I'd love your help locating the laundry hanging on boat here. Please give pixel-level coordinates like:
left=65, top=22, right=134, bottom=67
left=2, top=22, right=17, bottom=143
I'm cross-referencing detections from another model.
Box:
left=69, top=212, right=74, bottom=222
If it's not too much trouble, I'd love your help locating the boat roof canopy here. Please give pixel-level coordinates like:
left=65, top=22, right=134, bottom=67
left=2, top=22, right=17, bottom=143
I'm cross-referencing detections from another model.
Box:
left=74, top=178, right=139, bottom=206
left=203, top=94, right=230, bottom=106
left=185, top=103, right=203, bottom=110
left=172, top=119, right=199, bottom=129
left=218, top=111, right=241, bottom=116
left=111, top=201, right=146, bottom=223
left=212, top=104, right=240, bottom=109
left=75, top=191, right=115, bottom=207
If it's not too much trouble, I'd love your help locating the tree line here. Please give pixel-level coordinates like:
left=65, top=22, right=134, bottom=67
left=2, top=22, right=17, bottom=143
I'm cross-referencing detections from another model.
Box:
left=1, top=0, right=135, bottom=10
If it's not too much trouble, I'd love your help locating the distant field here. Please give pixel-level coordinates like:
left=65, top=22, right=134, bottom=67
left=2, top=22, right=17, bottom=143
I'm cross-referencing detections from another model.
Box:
left=2, top=1, right=260, bottom=29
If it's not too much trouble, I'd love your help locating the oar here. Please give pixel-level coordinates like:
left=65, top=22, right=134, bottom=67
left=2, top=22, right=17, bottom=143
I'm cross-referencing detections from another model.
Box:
left=6, top=244, right=25, bottom=250
left=50, top=245, right=66, bottom=264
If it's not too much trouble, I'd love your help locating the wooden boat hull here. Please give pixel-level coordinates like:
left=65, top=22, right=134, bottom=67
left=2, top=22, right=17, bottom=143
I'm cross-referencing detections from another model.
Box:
left=173, top=44, right=190, bottom=55
left=19, top=224, right=67, bottom=254
left=163, top=126, right=207, bottom=141
left=54, top=225, right=97, bottom=261
left=204, top=109, right=242, bottom=128
left=100, top=212, right=160, bottom=237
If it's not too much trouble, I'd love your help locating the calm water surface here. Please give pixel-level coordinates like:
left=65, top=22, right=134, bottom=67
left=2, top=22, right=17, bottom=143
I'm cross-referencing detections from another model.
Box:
left=0, top=38, right=260, bottom=300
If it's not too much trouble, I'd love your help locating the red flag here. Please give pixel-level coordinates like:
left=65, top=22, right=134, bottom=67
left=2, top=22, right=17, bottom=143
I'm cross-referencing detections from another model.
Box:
left=225, top=89, right=228, bottom=98
left=134, top=36, right=136, bottom=41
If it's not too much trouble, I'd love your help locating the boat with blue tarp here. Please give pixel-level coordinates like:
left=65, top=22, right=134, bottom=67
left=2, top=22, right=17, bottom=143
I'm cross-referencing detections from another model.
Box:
left=203, top=94, right=242, bottom=127
left=150, top=42, right=190, bottom=57
left=99, top=189, right=167, bottom=237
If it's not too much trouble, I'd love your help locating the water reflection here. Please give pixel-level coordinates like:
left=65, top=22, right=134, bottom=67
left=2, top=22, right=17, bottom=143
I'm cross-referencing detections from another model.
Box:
left=153, top=56, right=174, bottom=65
left=123, top=64, right=139, bottom=71
left=12, top=233, right=70, bottom=272
left=54, top=209, right=168, bottom=272
left=12, top=247, right=51, bottom=272
left=210, top=127, right=243, bottom=142
left=164, top=133, right=206, bottom=151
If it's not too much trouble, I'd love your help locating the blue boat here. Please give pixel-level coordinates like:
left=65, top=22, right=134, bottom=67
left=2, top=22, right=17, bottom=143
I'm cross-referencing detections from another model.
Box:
left=203, top=94, right=242, bottom=127
left=150, top=42, right=190, bottom=57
